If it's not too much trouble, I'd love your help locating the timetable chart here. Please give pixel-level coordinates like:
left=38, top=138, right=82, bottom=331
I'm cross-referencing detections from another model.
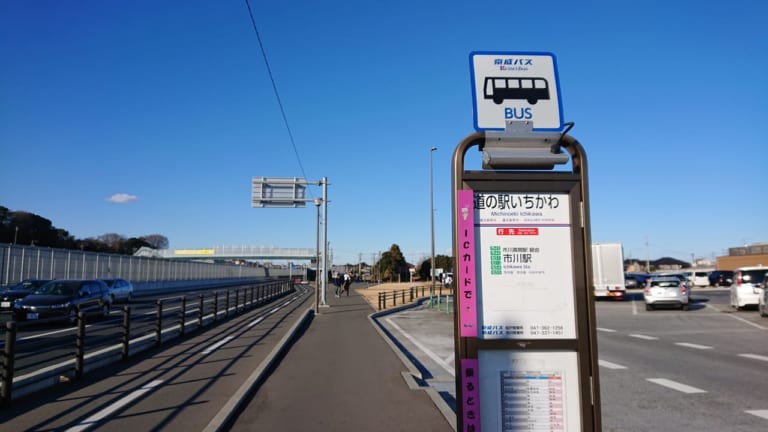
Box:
left=500, top=371, right=565, bottom=431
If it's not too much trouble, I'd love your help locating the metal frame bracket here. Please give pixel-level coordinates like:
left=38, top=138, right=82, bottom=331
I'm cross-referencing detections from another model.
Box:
left=482, top=120, right=568, bottom=170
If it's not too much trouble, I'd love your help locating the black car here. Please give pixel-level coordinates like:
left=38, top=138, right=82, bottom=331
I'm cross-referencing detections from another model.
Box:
left=14, top=279, right=112, bottom=325
left=0, top=279, right=53, bottom=311
left=624, top=273, right=650, bottom=289
left=708, top=270, right=734, bottom=287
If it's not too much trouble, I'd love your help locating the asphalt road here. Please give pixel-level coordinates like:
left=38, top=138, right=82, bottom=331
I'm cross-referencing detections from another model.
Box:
left=0, top=285, right=314, bottom=431
left=2, top=285, right=766, bottom=431
left=2, top=283, right=284, bottom=375
left=594, top=288, right=768, bottom=432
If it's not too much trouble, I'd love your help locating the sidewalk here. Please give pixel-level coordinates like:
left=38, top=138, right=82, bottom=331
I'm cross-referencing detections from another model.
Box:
left=229, top=285, right=454, bottom=432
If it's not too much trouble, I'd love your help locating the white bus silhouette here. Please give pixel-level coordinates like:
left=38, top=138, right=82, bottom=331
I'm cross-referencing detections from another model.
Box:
left=484, top=77, right=550, bottom=105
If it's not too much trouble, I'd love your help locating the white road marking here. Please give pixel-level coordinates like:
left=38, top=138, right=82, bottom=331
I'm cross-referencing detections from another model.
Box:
left=385, top=318, right=455, bottom=377
left=705, top=304, right=767, bottom=330
left=201, top=336, right=234, bottom=355
left=738, top=354, right=768, bottom=362
left=269, top=307, right=280, bottom=314
left=246, top=317, right=264, bottom=328
left=598, top=360, right=627, bottom=370
left=746, top=410, right=768, bottom=420
left=647, top=378, right=706, bottom=394
left=443, top=353, right=455, bottom=365
left=629, top=334, right=658, bottom=340
left=597, top=327, right=617, bottom=333
left=66, top=380, right=164, bottom=432
left=675, top=342, right=713, bottom=350
left=18, top=326, right=83, bottom=341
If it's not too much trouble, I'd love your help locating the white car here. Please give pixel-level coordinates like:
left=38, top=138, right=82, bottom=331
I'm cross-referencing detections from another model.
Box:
left=690, top=270, right=711, bottom=287
left=644, top=276, right=689, bottom=311
left=730, top=266, right=767, bottom=310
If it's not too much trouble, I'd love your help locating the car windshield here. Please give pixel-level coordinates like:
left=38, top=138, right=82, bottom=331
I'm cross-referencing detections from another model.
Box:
left=10, top=280, right=46, bottom=291
left=651, top=280, right=679, bottom=288
left=101, top=279, right=116, bottom=287
left=34, top=281, right=78, bottom=296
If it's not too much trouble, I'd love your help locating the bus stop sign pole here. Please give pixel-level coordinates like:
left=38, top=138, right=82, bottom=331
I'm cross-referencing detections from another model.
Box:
left=452, top=120, right=602, bottom=432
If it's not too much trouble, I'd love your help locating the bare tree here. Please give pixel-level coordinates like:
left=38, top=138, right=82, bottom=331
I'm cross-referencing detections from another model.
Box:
left=142, top=234, right=169, bottom=249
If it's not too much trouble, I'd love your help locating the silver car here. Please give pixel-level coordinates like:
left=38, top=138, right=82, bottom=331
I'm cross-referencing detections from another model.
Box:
left=100, top=278, right=134, bottom=303
left=644, top=276, right=690, bottom=311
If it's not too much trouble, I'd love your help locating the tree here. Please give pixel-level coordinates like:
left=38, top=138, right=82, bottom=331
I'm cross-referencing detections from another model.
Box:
left=119, top=237, right=152, bottom=255
left=142, top=234, right=169, bottom=249
left=418, top=254, right=454, bottom=281
left=10, top=211, right=59, bottom=246
left=97, top=233, right=125, bottom=251
left=0, top=205, right=171, bottom=255
left=375, top=244, right=408, bottom=282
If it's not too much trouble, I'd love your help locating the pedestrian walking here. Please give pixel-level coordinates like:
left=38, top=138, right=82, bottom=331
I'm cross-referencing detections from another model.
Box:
left=334, top=273, right=343, bottom=297
left=342, top=273, right=351, bottom=296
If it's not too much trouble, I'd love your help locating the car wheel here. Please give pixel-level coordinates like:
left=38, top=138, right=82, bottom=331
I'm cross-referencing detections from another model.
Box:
left=760, top=304, right=768, bottom=318
left=682, top=304, right=689, bottom=311
left=645, top=303, right=653, bottom=311
left=99, top=303, right=109, bottom=319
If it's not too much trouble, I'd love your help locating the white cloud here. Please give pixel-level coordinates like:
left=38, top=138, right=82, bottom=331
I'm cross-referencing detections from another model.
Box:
left=107, top=193, right=139, bottom=204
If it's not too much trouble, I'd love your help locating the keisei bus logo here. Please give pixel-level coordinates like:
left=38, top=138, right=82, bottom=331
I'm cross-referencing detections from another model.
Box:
left=494, top=58, right=533, bottom=66
left=483, top=77, right=550, bottom=105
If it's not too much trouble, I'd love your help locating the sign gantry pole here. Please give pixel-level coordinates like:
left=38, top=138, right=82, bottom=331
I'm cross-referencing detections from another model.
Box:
left=251, top=176, right=331, bottom=309
left=321, top=176, right=329, bottom=307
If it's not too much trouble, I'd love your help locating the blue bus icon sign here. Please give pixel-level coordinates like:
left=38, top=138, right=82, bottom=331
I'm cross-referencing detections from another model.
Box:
left=471, top=52, right=563, bottom=131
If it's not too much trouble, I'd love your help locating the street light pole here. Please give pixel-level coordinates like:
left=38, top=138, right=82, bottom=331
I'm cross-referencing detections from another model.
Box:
left=430, top=146, right=437, bottom=293
left=314, top=198, right=321, bottom=313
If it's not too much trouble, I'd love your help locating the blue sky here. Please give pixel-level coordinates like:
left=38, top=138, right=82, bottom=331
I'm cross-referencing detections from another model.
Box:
left=1, top=1, right=766, bottom=267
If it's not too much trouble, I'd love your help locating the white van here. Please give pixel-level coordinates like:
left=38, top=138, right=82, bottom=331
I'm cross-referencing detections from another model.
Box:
left=691, top=270, right=712, bottom=287
left=730, top=266, right=767, bottom=310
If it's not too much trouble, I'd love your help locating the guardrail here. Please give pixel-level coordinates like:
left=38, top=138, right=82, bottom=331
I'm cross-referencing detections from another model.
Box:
left=377, top=285, right=454, bottom=311
left=0, top=280, right=295, bottom=405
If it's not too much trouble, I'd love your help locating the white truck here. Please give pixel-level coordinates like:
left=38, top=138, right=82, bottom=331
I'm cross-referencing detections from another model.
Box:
left=591, top=243, right=626, bottom=300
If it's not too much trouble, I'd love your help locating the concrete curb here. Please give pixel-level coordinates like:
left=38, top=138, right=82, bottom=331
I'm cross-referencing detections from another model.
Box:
left=369, top=298, right=457, bottom=431
left=202, top=306, right=315, bottom=432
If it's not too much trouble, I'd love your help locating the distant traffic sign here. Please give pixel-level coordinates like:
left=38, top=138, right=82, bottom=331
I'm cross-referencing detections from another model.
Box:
left=470, top=51, right=564, bottom=131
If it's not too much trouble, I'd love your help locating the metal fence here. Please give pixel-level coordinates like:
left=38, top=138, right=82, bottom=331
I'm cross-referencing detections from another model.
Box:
left=0, top=244, right=265, bottom=286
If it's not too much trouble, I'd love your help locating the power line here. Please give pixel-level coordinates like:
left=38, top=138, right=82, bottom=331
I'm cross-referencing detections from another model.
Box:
left=243, top=0, right=310, bottom=186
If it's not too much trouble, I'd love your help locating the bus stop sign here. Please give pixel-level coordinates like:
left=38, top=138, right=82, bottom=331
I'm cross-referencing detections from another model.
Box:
left=470, top=51, right=564, bottom=131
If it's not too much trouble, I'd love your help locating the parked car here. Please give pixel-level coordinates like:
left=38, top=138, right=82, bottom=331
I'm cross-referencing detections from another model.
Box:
left=730, top=266, right=767, bottom=310
left=689, top=270, right=711, bottom=287
left=708, top=270, right=734, bottom=287
left=13, top=279, right=112, bottom=325
left=624, top=273, right=650, bottom=289
left=100, top=278, right=134, bottom=303
left=0, top=279, right=52, bottom=311
left=644, top=276, right=690, bottom=310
